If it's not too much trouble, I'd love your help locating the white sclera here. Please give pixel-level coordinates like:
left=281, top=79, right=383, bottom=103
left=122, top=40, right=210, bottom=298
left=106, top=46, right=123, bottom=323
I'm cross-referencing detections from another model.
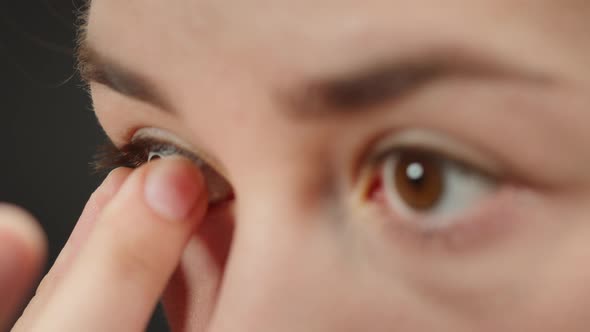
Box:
left=383, top=154, right=496, bottom=231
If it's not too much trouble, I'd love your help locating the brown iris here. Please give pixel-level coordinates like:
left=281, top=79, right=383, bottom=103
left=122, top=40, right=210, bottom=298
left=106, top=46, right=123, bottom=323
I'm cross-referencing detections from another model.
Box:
left=393, top=152, right=444, bottom=211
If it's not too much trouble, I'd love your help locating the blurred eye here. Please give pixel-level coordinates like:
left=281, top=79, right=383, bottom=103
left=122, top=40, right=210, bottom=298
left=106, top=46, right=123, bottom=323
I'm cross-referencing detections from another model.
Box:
left=367, top=132, right=499, bottom=231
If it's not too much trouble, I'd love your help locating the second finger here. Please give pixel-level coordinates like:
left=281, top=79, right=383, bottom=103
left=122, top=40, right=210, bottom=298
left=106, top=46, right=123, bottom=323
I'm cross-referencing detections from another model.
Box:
left=33, top=158, right=208, bottom=332
left=13, top=168, right=131, bottom=332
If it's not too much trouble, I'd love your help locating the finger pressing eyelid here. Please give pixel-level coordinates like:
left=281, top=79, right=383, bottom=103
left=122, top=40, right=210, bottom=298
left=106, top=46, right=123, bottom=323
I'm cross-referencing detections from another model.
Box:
left=32, top=158, right=208, bottom=331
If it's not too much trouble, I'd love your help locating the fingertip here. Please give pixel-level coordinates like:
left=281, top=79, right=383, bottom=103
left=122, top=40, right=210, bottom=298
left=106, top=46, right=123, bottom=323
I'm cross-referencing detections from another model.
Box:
left=30, top=158, right=211, bottom=331
left=101, top=167, right=133, bottom=198
left=143, top=157, right=209, bottom=222
left=0, top=204, right=47, bottom=268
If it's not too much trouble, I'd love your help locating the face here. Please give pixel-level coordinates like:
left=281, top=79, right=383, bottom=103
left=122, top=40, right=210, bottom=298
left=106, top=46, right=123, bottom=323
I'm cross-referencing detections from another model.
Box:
left=82, top=1, right=590, bottom=331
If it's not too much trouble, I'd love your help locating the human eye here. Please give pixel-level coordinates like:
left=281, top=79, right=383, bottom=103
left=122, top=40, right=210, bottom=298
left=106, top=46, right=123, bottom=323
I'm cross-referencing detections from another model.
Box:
left=94, top=128, right=234, bottom=205
left=363, top=129, right=507, bottom=235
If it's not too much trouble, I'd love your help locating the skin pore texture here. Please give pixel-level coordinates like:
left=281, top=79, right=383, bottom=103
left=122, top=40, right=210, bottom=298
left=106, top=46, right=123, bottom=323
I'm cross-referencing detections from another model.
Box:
left=82, top=0, right=590, bottom=331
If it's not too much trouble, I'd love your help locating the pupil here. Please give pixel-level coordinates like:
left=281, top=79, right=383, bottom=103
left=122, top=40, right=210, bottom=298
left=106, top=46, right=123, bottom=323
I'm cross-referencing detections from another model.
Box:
left=394, top=152, right=444, bottom=211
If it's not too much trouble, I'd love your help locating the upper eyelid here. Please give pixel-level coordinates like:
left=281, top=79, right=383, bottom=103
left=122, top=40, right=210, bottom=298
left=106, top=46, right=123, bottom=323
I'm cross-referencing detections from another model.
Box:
left=127, top=136, right=234, bottom=205
left=133, top=137, right=207, bottom=167
left=131, top=127, right=228, bottom=176
left=365, top=129, right=504, bottom=177
left=371, top=146, right=495, bottom=182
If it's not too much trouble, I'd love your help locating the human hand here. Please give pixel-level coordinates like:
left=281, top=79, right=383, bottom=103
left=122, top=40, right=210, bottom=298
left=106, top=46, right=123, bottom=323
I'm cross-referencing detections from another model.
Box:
left=0, top=205, right=46, bottom=331
left=10, top=158, right=208, bottom=332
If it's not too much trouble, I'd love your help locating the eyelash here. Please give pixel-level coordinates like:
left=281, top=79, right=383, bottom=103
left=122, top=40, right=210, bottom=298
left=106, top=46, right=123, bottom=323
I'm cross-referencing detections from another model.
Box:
left=94, top=137, right=236, bottom=206
left=93, top=138, right=197, bottom=174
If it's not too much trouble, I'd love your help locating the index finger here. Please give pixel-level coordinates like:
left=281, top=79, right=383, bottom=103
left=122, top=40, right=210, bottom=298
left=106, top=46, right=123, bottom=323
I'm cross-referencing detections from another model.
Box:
left=32, top=158, right=208, bottom=332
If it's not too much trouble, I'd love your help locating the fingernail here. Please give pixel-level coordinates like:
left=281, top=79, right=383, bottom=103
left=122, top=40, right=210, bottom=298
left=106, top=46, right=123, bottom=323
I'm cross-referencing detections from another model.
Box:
left=144, top=159, right=203, bottom=221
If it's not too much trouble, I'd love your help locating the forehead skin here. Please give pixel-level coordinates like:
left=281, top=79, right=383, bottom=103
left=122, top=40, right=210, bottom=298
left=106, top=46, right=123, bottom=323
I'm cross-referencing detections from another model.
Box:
left=87, top=0, right=590, bottom=85
left=86, top=0, right=590, bottom=165
left=84, top=2, right=590, bottom=332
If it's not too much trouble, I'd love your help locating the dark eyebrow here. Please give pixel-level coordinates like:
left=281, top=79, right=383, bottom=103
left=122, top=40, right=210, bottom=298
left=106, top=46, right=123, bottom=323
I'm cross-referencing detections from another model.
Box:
left=283, top=47, right=553, bottom=117
left=77, top=39, right=552, bottom=117
left=77, top=42, right=175, bottom=113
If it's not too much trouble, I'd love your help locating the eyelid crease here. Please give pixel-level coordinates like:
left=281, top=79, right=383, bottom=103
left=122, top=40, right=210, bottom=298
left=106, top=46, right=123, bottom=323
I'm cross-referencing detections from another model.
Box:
left=368, top=129, right=504, bottom=178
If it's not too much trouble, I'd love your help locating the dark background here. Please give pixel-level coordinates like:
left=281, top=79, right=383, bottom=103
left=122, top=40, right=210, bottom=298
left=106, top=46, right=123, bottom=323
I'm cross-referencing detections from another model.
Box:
left=0, top=1, right=167, bottom=330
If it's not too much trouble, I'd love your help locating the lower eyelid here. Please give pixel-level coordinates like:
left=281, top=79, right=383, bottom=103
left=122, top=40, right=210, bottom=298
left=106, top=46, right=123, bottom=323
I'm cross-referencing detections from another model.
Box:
left=369, top=184, right=525, bottom=253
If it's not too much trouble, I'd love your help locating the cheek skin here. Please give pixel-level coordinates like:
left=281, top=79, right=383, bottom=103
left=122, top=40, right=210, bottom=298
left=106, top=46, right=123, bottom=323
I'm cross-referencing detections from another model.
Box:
left=353, top=186, right=590, bottom=331
left=364, top=185, right=527, bottom=255
left=162, top=206, right=234, bottom=332
left=518, top=192, right=590, bottom=331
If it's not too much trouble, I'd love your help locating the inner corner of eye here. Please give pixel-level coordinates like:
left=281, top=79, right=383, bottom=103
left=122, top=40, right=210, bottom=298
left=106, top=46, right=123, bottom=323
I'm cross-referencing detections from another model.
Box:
left=360, top=162, right=385, bottom=202
left=364, top=176, right=383, bottom=201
